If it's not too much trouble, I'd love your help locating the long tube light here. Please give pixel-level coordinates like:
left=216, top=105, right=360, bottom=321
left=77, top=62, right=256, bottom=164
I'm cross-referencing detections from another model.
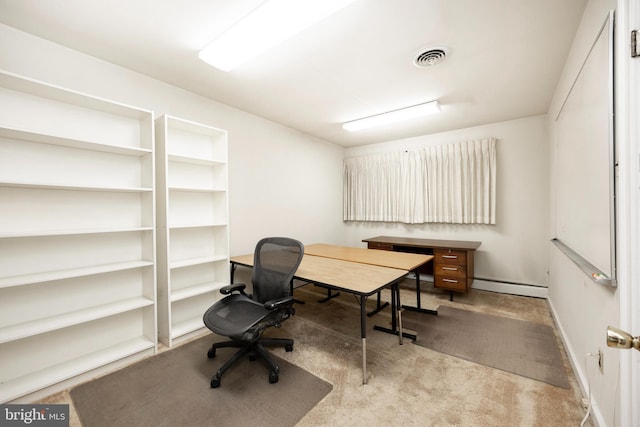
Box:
left=199, top=0, right=357, bottom=72
left=342, top=101, right=441, bottom=132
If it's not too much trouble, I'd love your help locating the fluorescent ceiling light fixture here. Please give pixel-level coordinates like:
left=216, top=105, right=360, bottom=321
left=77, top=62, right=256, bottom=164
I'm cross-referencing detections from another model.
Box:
left=199, top=0, right=356, bottom=72
left=342, top=100, right=441, bottom=131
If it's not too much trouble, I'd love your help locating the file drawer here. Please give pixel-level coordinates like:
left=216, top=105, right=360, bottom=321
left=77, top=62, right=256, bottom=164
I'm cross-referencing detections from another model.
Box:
left=434, top=249, right=467, bottom=266
left=435, top=263, right=467, bottom=278
left=434, top=248, right=472, bottom=292
left=367, top=241, right=394, bottom=251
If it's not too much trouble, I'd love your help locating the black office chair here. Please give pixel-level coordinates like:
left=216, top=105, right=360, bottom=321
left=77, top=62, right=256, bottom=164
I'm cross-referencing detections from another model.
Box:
left=203, top=237, right=304, bottom=388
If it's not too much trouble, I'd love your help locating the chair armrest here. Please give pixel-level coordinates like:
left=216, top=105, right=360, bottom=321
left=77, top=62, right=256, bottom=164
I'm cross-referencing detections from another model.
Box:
left=264, top=296, right=294, bottom=310
left=220, top=283, right=247, bottom=296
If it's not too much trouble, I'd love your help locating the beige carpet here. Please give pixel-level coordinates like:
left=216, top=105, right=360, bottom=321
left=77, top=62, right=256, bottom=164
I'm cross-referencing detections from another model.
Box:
left=41, top=280, right=594, bottom=427
left=403, top=305, right=570, bottom=388
left=70, top=334, right=332, bottom=427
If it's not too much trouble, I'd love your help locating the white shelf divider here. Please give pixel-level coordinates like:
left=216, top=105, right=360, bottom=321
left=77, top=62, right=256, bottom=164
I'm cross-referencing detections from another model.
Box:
left=171, top=318, right=206, bottom=340
left=168, top=153, right=225, bottom=166
left=169, top=255, right=228, bottom=270
left=171, top=281, right=227, bottom=302
left=0, top=297, right=154, bottom=344
left=0, top=181, right=152, bottom=192
left=0, top=226, right=154, bottom=239
left=0, top=126, right=152, bottom=156
left=0, top=260, right=154, bottom=289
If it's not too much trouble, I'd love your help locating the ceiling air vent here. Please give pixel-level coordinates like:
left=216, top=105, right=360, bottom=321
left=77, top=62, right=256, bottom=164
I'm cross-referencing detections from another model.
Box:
left=413, top=46, right=449, bottom=67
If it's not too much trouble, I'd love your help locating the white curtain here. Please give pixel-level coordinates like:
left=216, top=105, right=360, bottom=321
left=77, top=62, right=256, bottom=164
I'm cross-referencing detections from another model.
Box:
left=343, top=138, right=496, bottom=224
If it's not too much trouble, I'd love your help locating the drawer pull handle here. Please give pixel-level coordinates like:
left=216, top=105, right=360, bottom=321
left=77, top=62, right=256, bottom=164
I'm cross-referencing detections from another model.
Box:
left=442, top=255, right=458, bottom=259
left=442, top=267, right=458, bottom=271
left=443, top=278, right=459, bottom=283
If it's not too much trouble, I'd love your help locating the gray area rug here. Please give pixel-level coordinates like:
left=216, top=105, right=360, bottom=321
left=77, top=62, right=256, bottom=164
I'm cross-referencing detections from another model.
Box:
left=70, top=335, right=332, bottom=427
left=403, top=306, right=570, bottom=388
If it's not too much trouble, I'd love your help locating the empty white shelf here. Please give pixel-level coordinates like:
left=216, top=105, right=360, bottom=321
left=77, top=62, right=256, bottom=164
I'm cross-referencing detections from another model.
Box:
left=171, top=282, right=226, bottom=302
left=0, top=297, right=154, bottom=344
left=0, top=180, right=152, bottom=192
left=169, top=256, right=228, bottom=270
left=0, top=260, right=154, bottom=289
left=0, top=337, right=155, bottom=402
left=0, top=126, right=152, bottom=156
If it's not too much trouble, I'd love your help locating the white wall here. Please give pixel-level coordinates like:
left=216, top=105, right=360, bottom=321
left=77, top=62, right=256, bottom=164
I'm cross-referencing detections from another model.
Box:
left=546, top=0, right=620, bottom=426
left=343, top=116, right=550, bottom=289
left=0, top=24, right=346, bottom=256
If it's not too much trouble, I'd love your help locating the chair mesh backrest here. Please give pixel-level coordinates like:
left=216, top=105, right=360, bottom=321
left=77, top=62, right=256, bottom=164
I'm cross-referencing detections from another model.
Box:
left=252, top=237, right=304, bottom=303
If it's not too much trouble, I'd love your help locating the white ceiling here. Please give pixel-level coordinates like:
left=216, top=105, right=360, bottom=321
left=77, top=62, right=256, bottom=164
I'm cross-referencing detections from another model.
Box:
left=0, top=0, right=587, bottom=147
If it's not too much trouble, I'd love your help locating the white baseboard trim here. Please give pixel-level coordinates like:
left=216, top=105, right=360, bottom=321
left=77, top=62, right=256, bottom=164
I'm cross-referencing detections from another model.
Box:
left=471, top=279, right=548, bottom=298
left=405, top=273, right=549, bottom=298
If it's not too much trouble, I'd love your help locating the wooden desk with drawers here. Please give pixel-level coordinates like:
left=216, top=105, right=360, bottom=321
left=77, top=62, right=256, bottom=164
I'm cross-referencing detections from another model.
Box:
left=362, top=236, right=481, bottom=301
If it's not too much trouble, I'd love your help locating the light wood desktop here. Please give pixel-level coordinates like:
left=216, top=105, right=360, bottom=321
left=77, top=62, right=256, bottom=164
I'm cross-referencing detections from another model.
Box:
left=304, top=243, right=432, bottom=271
left=230, top=252, right=408, bottom=295
left=229, top=245, right=432, bottom=384
left=305, top=243, right=436, bottom=316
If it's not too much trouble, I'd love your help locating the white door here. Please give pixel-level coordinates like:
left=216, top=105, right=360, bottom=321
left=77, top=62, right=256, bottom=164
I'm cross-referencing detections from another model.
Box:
left=631, top=2, right=639, bottom=425
left=626, top=98, right=639, bottom=423
left=623, top=1, right=639, bottom=424
left=613, top=1, right=640, bottom=426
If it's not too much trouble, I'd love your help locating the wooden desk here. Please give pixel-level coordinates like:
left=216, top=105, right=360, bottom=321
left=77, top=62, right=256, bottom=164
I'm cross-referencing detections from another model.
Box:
left=363, top=236, right=481, bottom=302
left=305, top=243, right=434, bottom=315
left=230, top=251, right=411, bottom=384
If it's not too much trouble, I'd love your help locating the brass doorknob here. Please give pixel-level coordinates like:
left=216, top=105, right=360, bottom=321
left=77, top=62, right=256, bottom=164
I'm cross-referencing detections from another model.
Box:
left=607, top=326, right=640, bottom=351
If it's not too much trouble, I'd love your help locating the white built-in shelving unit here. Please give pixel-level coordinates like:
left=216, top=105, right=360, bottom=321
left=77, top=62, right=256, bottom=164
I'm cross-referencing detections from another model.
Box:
left=0, top=70, right=157, bottom=402
left=155, top=115, right=229, bottom=347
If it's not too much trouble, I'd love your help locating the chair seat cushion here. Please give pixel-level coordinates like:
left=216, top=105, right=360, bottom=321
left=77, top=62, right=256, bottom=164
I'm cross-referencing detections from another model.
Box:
left=203, top=294, right=273, bottom=338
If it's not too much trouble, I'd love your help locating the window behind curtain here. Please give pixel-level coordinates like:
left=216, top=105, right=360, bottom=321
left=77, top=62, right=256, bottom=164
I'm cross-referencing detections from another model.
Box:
left=343, top=138, right=496, bottom=224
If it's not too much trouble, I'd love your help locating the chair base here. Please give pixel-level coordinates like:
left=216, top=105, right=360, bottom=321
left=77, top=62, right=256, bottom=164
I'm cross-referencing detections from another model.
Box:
left=207, top=337, right=294, bottom=388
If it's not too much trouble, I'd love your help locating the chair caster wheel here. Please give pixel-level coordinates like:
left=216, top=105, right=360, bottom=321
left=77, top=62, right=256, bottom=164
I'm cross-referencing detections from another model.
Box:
left=249, top=353, right=257, bottom=361
left=211, top=377, right=221, bottom=388
left=207, top=348, right=216, bottom=358
left=285, top=343, right=293, bottom=352
left=269, top=371, right=278, bottom=384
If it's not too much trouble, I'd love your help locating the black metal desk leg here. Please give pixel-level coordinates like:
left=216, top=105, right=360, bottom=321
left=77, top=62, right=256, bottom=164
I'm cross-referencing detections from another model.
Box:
left=396, top=282, right=403, bottom=345
left=291, top=280, right=305, bottom=304
left=318, top=288, right=340, bottom=303
left=366, top=291, right=389, bottom=317
left=230, top=263, right=237, bottom=283
left=401, top=271, right=438, bottom=316
left=373, top=281, right=416, bottom=341
left=390, top=285, right=397, bottom=331
left=415, top=271, right=422, bottom=308
left=360, top=294, right=367, bottom=385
